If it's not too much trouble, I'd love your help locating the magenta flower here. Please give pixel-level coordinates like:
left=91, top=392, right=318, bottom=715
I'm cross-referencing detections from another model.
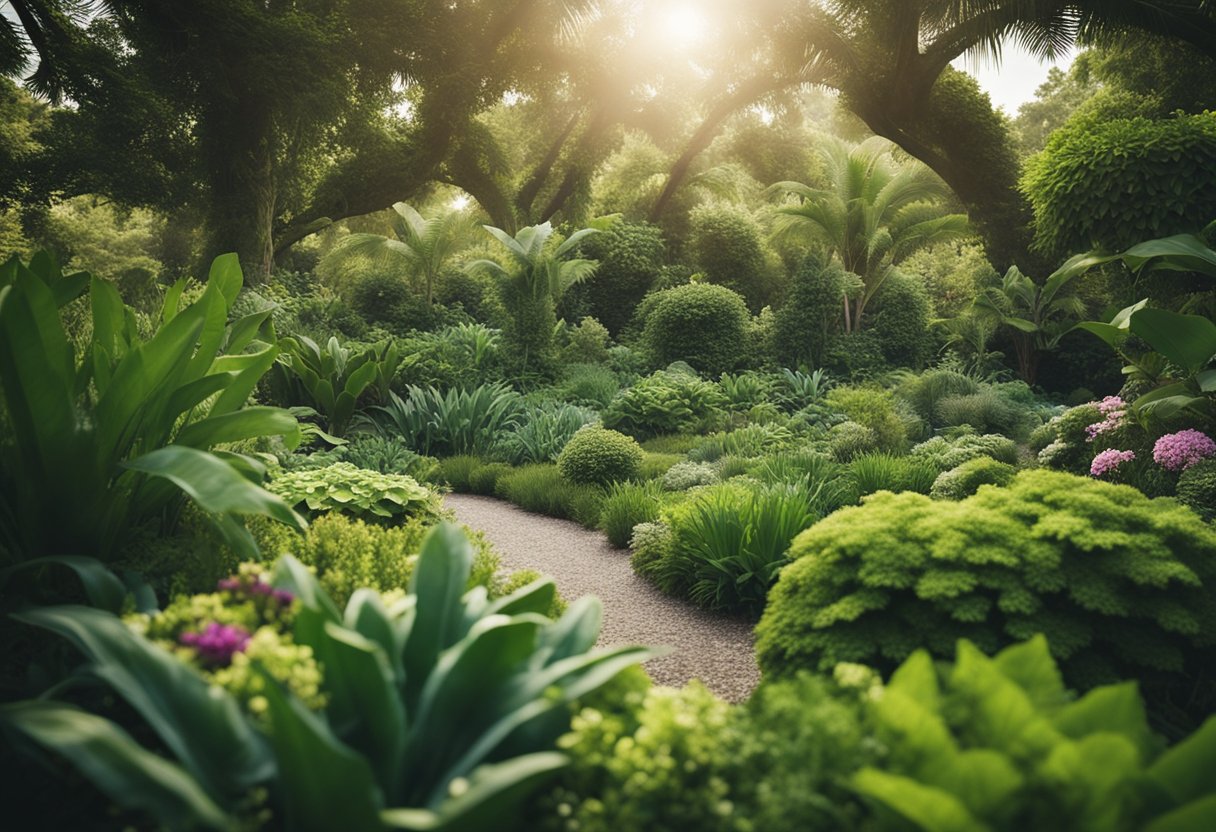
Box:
left=1091, top=449, right=1136, bottom=478
left=180, top=623, right=251, bottom=667
left=1085, top=397, right=1127, bottom=442
left=1153, top=430, right=1216, bottom=471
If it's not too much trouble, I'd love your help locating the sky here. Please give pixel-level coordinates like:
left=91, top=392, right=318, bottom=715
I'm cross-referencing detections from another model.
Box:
left=956, top=44, right=1078, bottom=114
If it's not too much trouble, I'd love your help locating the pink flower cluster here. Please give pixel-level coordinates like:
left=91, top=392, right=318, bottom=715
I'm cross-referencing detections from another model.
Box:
left=1153, top=429, right=1216, bottom=472
left=1086, top=397, right=1127, bottom=442
left=218, top=575, right=294, bottom=606
left=180, top=623, right=251, bottom=667
left=1091, top=449, right=1135, bottom=478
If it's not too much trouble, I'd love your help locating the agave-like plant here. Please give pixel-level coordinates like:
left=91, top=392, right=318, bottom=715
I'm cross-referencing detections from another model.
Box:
left=370, top=383, right=524, bottom=458
left=0, top=523, right=658, bottom=831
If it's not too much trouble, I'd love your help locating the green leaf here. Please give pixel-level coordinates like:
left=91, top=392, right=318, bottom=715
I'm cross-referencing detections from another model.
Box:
left=0, top=701, right=232, bottom=831
left=174, top=407, right=300, bottom=449
left=1054, top=683, right=1154, bottom=760
left=1148, top=716, right=1216, bottom=805
left=207, top=253, right=244, bottom=307
left=993, top=635, right=1067, bottom=710
left=0, top=556, right=127, bottom=613
left=483, top=578, right=557, bottom=619
left=1144, top=795, right=1216, bottom=832
left=273, top=554, right=342, bottom=623
left=382, top=752, right=566, bottom=831
left=1130, top=309, right=1216, bottom=374
left=852, top=768, right=988, bottom=832
left=257, top=666, right=385, bottom=832
left=403, top=524, right=474, bottom=709
left=14, top=606, right=271, bottom=798
left=124, top=446, right=307, bottom=533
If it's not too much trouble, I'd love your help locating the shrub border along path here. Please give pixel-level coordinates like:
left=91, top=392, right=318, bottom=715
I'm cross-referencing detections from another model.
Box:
left=444, top=493, right=760, bottom=700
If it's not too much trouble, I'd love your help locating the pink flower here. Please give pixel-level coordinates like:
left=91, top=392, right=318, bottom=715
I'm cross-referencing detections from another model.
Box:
left=1153, top=430, right=1216, bottom=471
left=1091, top=449, right=1136, bottom=478
left=180, top=623, right=251, bottom=667
left=1085, top=397, right=1127, bottom=442
left=1095, top=396, right=1125, bottom=416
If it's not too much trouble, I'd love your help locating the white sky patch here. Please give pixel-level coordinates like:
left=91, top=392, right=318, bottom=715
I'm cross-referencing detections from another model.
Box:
left=954, top=43, right=1079, bottom=114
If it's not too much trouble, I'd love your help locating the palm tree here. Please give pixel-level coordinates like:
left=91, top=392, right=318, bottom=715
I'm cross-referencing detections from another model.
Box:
left=770, top=136, right=969, bottom=331
left=467, top=221, right=599, bottom=372
left=973, top=264, right=1086, bottom=385
left=320, top=202, right=475, bottom=310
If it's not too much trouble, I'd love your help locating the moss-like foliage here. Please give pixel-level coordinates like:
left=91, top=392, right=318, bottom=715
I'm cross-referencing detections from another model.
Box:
left=930, top=456, right=1015, bottom=500
left=756, top=470, right=1216, bottom=726
left=557, top=426, right=643, bottom=486
left=826, top=386, right=907, bottom=451
left=269, top=462, right=440, bottom=522
left=642, top=283, right=751, bottom=375
left=910, top=432, right=1019, bottom=472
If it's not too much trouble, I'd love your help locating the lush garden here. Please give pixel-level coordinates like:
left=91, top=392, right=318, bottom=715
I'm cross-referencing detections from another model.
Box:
left=3, top=1, right=1216, bottom=830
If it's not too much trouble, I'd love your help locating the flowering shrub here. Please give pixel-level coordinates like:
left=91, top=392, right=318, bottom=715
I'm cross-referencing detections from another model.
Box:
left=1090, top=448, right=1136, bottom=478
left=1153, top=429, right=1216, bottom=472
left=1085, top=395, right=1127, bottom=441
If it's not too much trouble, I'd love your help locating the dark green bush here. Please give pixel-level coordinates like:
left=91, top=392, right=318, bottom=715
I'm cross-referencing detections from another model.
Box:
left=1177, top=458, right=1216, bottom=522
left=773, top=255, right=847, bottom=370
left=468, top=461, right=511, bottom=496
left=560, top=221, right=665, bottom=335
left=930, top=455, right=1016, bottom=500
left=557, top=426, right=644, bottom=486
left=823, top=329, right=887, bottom=379
left=757, top=469, right=1216, bottom=729
left=687, top=203, right=772, bottom=311
left=347, top=270, right=435, bottom=332
left=1023, top=112, right=1216, bottom=257
left=602, top=369, right=727, bottom=439
left=438, top=455, right=482, bottom=493
left=897, top=369, right=981, bottom=427
left=600, top=481, right=665, bottom=548
left=642, top=283, right=751, bottom=375
left=869, top=272, right=933, bottom=370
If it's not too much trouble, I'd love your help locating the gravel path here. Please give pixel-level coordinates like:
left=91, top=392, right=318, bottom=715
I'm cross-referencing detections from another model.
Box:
left=445, top=494, right=761, bottom=701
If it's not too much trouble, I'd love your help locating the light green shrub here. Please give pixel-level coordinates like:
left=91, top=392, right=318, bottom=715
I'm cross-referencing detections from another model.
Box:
left=826, top=386, right=906, bottom=451
left=689, top=424, right=796, bottom=463
left=499, top=568, right=567, bottom=618
left=602, top=369, right=727, bottom=439
left=641, top=434, right=701, bottom=455
left=494, top=463, right=602, bottom=521
left=252, top=513, right=499, bottom=606
left=910, top=432, right=1019, bottom=472
left=268, top=463, right=440, bottom=522
left=643, top=283, right=751, bottom=375
left=629, top=521, right=673, bottom=576
left=600, top=481, right=665, bottom=548
left=930, top=456, right=1016, bottom=500
left=557, top=426, right=644, bottom=486
left=757, top=469, right=1216, bottom=729
left=827, top=421, right=880, bottom=462
left=662, top=461, right=721, bottom=491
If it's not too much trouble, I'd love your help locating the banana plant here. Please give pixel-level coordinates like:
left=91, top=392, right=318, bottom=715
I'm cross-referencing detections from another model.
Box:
left=0, top=523, right=658, bottom=831
left=0, top=252, right=305, bottom=588
left=1068, top=231, right=1216, bottom=423
left=273, top=335, right=402, bottom=437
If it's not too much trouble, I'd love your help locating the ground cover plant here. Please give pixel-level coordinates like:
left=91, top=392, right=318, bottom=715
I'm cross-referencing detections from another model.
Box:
left=5, top=3, right=1216, bottom=829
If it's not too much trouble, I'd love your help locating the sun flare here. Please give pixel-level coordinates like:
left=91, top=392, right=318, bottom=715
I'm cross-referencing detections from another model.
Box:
left=661, top=3, right=709, bottom=49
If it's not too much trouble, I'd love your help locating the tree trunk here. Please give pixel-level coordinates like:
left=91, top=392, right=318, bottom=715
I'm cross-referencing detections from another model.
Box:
left=203, top=104, right=276, bottom=282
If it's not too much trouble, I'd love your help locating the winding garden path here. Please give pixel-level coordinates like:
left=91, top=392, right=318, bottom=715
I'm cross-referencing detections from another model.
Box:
left=444, top=494, right=761, bottom=701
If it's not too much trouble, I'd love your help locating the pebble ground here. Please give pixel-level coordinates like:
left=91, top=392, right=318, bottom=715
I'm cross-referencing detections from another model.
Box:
left=444, top=493, right=761, bottom=701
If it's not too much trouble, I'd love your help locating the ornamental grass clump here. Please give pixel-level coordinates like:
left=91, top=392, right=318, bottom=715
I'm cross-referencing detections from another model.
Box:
left=756, top=469, right=1216, bottom=732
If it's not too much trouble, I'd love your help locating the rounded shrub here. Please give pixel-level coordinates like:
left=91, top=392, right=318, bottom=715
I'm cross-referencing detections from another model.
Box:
left=601, top=369, right=727, bottom=439
left=897, top=369, right=981, bottom=427
left=687, top=202, right=771, bottom=310
left=935, top=389, right=1032, bottom=438
left=1176, top=458, right=1216, bottom=522
left=910, top=433, right=1019, bottom=472
left=826, top=386, right=907, bottom=451
left=773, top=255, right=847, bottom=369
left=643, top=283, right=750, bottom=375
left=756, top=469, right=1216, bottom=727
left=930, top=456, right=1016, bottom=500
left=557, top=426, right=643, bottom=486
left=827, top=421, right=880, bottom=463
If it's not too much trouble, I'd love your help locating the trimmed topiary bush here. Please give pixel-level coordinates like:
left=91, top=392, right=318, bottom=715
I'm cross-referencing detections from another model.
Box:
left=869, top=272, right=933, bottom=370
left=1177, top=458, right=1216, bottom=522
left=930, top=456, right=1016, bottom=500
left=642, top=283, right=751, bottom=375
left=558, top=426, right=644, bottom=486
left=756, top=469, right=1216, bottom=729
left=773, top=255, right=847, bottom=369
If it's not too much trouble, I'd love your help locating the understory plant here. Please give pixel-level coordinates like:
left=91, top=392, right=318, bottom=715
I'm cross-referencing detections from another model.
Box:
left=272, top=335, right=402, bottom=437
left=1, top=524, right=656, bottom=832
left=370, top=383, right=523, bottom=457
left=649, top=479, right=828, bottom=613
left=269, top=463, right=440, bottom=523
left=0, top=252, right=305, bottom=592
left=556, top=426, right=643, bottom=487
left=599, top=481, right=665, bottom=549
left=601, top=369, right=726, bottom=439
left=496, top=402, right=597, bottom=465
left=756, top=469, right=1216, bottom=734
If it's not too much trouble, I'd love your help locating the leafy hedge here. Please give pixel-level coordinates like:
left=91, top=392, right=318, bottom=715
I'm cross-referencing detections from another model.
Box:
left=1023, top=112, right=1216, bottom=256
left=757, top=470, right=1216, bottom=728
